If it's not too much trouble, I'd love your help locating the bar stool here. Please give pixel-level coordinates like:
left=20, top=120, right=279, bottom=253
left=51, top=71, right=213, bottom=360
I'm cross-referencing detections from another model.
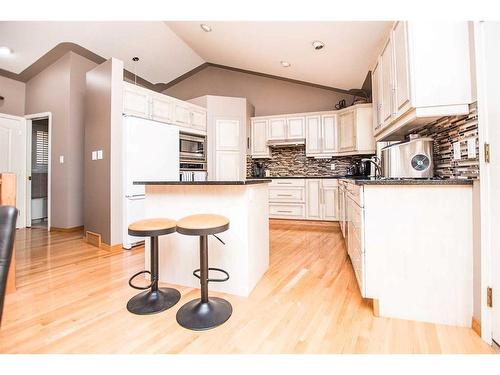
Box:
left=127, top=218, right=181, bottom=315
left=175, top=214, right=232, bottom=330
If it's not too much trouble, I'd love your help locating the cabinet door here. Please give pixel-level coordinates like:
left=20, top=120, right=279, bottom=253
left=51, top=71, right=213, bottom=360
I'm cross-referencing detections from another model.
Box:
left=215, top=151, right=240, bottom=180
left=322, top=186, right=338, bottom=221
left=216, top=119, right=240, bottom=151
left=371, top=60, right=383, bottom=131
left=393, top=21, right=411, bottom=116
left=287, top=116, right=305, bottom=139
left=174, top=103, right=191, bottom=126
left=305, top=115, right=322, bottom=155
left=191, top=108, right=207, bottom=131
left=322, top=114, right=338, bottom=154
left=151, top=96, right=173, bottom=123
left=306, top=179, right=321, bottom=220
left=268, top=118, right=287, bottom=140
left=251, top=120, right=270, bottom=157
left=339, top=111, right=356, bottom=151
left=123, top=87, right=150, bottom=118
left=381, top=37, right=394, bottom=125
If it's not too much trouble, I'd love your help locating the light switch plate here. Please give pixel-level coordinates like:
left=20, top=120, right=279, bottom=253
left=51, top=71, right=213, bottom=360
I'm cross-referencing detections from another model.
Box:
left=97, top=150, right=103, bottom=160
left=59, top=155, right=64, bottom=164
left=453, top=142, right=461, bottom=160
left=91, top=151, right=97, bottom=160
left=467, top=138, right=477, bottom=159
left=330, top=163, right=336, bottom=171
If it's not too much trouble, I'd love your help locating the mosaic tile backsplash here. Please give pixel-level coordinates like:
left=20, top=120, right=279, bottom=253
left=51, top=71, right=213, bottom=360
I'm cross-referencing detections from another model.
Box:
left=410, top=102, right=479, bottom=179
left=246, top=147, right=367, bottom=177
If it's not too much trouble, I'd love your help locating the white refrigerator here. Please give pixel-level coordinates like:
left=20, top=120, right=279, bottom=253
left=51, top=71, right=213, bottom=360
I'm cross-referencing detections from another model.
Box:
left=123, top=116, right=180, bottom=249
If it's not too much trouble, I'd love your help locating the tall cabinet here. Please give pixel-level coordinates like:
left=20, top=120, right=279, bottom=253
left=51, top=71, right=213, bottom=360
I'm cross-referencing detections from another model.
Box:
left=189, top=96, right=254, bottom=181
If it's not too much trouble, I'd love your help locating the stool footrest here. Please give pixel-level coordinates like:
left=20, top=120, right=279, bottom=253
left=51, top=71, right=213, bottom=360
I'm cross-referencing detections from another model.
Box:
left=193, top=267, right=230, bottom=283
left=129, top=270, right=153, bottom=290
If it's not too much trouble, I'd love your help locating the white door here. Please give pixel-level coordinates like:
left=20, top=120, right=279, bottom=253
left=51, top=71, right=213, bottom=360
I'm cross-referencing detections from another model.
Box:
left=215, top=119, right=241, bottom=180
left=393, top=21, right=411, bottom=116
left=475, top=21, right=500, bottom=345
left=306, top=179, right=321, bottom=220
left=0, top=114, right=27, bottom=228
left=322, top=186, right=338, bottom=221
left=339, top=111, right=356, bottom=151
left=268, top=118, right=287, bottom=140
left=381, top=37, right=394, bottom=125
left=305, top=115, right=322, bottom=155
left=287, top=117, right=305, bottom=139
left=251, top=120, right=269, bottom=157
left=322, top=114, right=338, bottom=154
left=216, top=119, right=240, bottom=151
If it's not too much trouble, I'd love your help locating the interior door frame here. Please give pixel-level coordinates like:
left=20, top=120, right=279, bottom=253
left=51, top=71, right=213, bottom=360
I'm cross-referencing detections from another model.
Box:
left=474, top=21, right=499, bottom=345
left=24, top=112, right=52, bottom=231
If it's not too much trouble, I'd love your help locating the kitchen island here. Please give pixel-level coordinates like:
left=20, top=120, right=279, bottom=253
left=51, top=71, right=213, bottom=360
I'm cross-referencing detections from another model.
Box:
left=135, top=180, right=271, bottom=297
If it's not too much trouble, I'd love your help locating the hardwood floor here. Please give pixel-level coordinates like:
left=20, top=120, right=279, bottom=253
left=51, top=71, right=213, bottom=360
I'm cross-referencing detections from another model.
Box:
left=0, top=220, right=494, bottom=354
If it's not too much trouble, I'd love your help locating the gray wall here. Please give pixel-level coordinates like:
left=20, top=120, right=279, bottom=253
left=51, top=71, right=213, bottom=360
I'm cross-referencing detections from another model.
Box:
left=0, top=76, right=25, bottom=116
left=164, top=66, right=351, bottom=116
left=25, top=51, right=97, bottom=229
left=84, top=58, right=123, bottom=245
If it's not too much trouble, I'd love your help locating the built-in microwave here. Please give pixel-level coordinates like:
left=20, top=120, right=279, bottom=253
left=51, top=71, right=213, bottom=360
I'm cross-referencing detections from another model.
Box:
left=180, top=132, right=206, bottom=161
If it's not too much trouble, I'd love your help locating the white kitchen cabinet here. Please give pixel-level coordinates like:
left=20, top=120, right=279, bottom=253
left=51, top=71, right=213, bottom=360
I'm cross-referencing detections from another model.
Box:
left=371, top=59, right=383, bottom=132
left=215, top=151, right=241, bottom=180
left=305, top=179, right=339, bottom=221
left=339, top=110, right=356, bottom=152
left=151, top=95, right=173, bottom=123
left=191, top=108, right=207, bottom=131
left=174, top=102, right=191, bottom=126
left=251, top=119, right=270, bottom=158
left=123, top=85, right=150, bottom=118
left=305, top=113, right=338, bottom=157
left=268, top=118, right=287, bottom=140
left=215, top=119, right=240, bottom=151
left=287, top=116, right=305, bottom=139
left=371, top=21, right=473, bottom=141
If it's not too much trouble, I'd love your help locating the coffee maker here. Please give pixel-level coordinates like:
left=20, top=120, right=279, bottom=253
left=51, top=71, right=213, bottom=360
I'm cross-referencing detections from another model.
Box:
left=252, top=162, right=265, bottom=178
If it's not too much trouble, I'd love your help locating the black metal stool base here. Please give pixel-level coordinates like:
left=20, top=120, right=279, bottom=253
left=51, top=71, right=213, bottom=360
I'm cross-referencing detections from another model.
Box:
left=127, top=288, right=181, bottom=315
left=176, top=297, right=232, bottom=331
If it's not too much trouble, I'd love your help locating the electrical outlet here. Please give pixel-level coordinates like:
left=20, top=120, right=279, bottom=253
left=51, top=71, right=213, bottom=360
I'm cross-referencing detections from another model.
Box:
left=59, top=155, right=64, bottom=164
left=97, top=150, right=103, bottom=160
left=467, top=138, right=477, bottom=159
left=330, top=163, right=336, bottom=171
left=91, top=151, right=97, bottom=160
left=453, top=142, right=461, bottom=160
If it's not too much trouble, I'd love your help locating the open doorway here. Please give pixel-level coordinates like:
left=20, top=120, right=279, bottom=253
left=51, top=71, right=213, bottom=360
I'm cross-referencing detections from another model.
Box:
left=25, top=113, right=52, bottom=231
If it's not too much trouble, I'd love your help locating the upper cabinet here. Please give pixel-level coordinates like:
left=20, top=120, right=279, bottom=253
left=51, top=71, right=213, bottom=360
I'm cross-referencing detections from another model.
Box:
left=251, top=104, right=374, bottom=159
left=371, top=21, right=473, bottom=141
left=122, top=82, right=207, bottom=134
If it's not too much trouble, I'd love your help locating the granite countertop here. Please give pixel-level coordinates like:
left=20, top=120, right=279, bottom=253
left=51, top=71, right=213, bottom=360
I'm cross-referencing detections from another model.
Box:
left=339, top=178, right=474, bottom=186
left=247, top=176, right=346, bottom=180
left=134, top=180, right=272, bottom=185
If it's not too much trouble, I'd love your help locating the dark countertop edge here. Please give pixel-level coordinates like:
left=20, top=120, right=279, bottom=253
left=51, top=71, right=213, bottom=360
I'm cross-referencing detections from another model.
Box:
left=247, top=176, right=348, bottom=179
left=339, top=178, right=474, bottom=186
left=135, top=180, right=272, bottom=185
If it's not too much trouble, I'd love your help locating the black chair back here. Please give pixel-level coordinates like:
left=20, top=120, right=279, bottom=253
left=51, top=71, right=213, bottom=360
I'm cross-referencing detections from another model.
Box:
left=0, top=205, right=18, bottom=326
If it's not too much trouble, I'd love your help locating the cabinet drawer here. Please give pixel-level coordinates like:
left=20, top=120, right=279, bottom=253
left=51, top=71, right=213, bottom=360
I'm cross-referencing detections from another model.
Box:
left=270, top=179, right=305, bottom=187
left=269, top=187, right=305, bottom=203
left=321, top=179, right=339, bottom=187
left=269, top=204, right=305, bottom=219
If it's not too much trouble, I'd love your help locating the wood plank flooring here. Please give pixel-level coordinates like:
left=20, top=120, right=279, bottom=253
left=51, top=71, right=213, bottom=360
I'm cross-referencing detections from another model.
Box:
left=0, top=220, right=494, bottom=354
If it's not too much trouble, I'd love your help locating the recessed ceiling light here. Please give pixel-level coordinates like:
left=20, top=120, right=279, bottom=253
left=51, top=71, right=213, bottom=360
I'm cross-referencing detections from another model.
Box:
left=0, top=46, right=12, bottom=56
left=312, top=40, right=325, bottom=50
left=200, top=24, right=212, bottom=32
left=280, top=61, right=291, bottom=68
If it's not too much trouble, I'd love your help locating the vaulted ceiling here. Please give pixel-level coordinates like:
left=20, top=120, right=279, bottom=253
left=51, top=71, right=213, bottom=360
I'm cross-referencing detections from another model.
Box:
left=0, top=21, right=392, bottom=90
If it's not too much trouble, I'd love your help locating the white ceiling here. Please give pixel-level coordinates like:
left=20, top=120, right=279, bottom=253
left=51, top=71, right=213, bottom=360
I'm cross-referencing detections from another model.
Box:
left=0, top=21, right=392, bottom=89
left=0, top=21, right=204, bottom=84
left=167, top=21, right=393, bottom=89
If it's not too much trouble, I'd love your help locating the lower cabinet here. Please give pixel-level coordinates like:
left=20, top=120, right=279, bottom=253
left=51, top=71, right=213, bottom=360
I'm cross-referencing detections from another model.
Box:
left=268, top=179, right=339, bottom=221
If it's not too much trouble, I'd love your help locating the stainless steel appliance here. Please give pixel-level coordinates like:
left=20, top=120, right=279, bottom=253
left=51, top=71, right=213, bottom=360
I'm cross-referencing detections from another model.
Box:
left=252, top=162, right=265, bottom=178
left=357, top=160, right=371, bottom=177
left=381, top=136, right=434, bottom=178
left=179, top=132, right=206, bottom=161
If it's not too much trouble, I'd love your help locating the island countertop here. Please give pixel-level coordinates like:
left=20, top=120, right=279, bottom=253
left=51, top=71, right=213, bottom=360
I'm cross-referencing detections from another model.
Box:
left=134, top=179, right=271, bottom=185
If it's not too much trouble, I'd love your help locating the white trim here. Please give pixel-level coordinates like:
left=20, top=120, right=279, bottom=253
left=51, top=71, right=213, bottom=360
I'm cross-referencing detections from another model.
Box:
left=25, top=112, right=52, bottom=231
